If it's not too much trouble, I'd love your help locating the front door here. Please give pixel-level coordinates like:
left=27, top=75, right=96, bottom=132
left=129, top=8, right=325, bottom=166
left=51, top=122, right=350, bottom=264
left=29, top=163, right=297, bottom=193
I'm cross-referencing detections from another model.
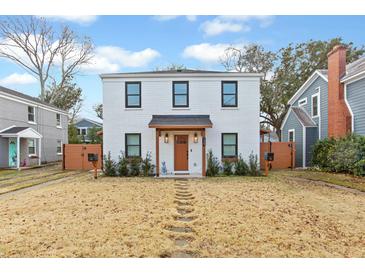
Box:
left=174, top=135, right=189, bottom=171
left=8, top=138, right=17, bottom=167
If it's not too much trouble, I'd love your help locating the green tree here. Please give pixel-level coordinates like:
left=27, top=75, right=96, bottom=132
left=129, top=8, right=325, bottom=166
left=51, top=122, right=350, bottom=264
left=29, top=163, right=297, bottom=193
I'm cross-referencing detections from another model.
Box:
left=87, top=126, right=103, bottom=144
left=68, top=123, right=81, bottom=144
left=93, top=103, right=103, bottom=120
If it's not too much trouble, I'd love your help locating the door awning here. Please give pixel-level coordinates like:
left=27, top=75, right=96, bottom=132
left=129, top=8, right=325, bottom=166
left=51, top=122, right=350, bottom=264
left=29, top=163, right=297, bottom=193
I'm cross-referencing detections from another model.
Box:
left=148, top=115, right=213, bottom=129
left=0, top=126, right=43, bottom=138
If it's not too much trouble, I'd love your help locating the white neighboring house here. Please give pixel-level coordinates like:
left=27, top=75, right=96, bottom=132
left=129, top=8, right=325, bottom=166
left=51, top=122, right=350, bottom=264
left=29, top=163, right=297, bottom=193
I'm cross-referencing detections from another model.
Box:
left=101, top=69, right=262, bottom=176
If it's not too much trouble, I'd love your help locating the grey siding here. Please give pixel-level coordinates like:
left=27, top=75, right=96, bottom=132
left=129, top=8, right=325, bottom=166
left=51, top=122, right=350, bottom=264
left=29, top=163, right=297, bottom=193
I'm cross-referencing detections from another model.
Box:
left=282, top=110, right=304, bottom=167
left=347, top=77, right=365, bottom=136
left=0, top=96, right=68, bottom=167
left=292, top=76, right=328, bottom=139
left=75, top=119, right=101, bottom=128
left=305, top=127, right=319, bottom=167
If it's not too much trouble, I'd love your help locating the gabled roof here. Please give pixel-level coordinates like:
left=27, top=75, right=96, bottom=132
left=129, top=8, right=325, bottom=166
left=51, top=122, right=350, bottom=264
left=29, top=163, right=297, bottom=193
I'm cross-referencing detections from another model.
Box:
left=75, top=118, right=103, bottom=127
left=148, top=115, right=213, bottom=129
left=342, top=57, right=365, bottom=83
left=287, top=70, right=328, bottom=105
left=0, top=86, right=67, bottom=114
left=291, top=107, right=317, bottom=127
left=0, top=126, right=43, bottom=138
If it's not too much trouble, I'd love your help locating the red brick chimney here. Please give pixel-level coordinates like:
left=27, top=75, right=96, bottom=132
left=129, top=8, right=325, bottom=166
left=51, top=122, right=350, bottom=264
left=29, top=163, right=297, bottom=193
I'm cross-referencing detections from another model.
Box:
left=327, top=45, right=352, bottom=138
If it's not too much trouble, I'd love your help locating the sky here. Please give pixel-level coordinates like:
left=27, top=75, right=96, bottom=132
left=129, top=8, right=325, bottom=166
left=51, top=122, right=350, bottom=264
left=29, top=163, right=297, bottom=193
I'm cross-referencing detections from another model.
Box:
left=0, top=15, right=364, bottom=121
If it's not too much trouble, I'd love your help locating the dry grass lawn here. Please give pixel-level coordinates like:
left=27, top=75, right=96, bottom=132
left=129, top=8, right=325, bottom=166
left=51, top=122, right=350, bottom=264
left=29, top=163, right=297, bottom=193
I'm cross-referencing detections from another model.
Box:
left=0, top=173, right=364, bottom=257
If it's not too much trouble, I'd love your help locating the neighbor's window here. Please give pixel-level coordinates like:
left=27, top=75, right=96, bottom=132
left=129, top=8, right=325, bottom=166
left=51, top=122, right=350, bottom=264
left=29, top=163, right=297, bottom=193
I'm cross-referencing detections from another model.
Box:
left=28, top=139, right=36, bottom=155
left=288, top=130, right=295, bottom=142
left=298, top=98, right=307, bottom=107
left=28, top=106, right=35, bottom=122
left=77, top=128, right=81, bottom=135
left=81, top=128, right=87, bottom=135
left=222, top=133, right=238, bottom=158
left=57, top=140, right=62, bottom=154
left=312, top=94, right=319, bottom=117
left=125, top=82, right=141, bottom=108
left=222, top=81, right=238, bottom=107
left=173, top=81, right=189, bottom=107
left=56, top=113, right=61, bottom=127
left=125, top=133, right=141, bottom=157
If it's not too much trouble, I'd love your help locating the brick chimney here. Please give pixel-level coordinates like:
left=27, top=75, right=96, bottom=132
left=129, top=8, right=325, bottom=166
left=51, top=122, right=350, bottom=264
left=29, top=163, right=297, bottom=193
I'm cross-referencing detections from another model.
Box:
left=327, top=45, right=352, bottom=138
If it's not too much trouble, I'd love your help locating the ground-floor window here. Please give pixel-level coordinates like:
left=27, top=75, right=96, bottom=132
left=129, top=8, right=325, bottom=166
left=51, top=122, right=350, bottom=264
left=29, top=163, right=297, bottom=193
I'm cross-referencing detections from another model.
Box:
left=288, top=129, right=295, bottom=142
left=125, top=133, right=141, bottom=157
left=57, top=140, right=62, bottom=154
left=222, top=133, right=238, bottom=158
left=28, top=139, right=36, bottom=155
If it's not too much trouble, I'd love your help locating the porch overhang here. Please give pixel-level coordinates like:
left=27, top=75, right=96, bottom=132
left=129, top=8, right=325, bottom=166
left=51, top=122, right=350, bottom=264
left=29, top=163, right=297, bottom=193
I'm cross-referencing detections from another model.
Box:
left=0, top=126, right=43, bottom=138
left=148, top=115, right=213, bottom=129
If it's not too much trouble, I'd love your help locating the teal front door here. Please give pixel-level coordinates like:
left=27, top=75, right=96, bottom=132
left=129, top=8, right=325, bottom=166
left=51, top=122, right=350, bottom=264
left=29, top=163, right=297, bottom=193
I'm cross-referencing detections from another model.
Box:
left=8, top=138, right=17, bottom=167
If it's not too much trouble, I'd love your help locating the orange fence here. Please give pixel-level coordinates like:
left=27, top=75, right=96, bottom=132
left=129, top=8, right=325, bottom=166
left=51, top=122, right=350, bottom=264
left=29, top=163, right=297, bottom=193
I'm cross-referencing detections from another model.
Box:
left=260, top=142, right=295, bottom=169
left=63, top=144, right=102, bottom=170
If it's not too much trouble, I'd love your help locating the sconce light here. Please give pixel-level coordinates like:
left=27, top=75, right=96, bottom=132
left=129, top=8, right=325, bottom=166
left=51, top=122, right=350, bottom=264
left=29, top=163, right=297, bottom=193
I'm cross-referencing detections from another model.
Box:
left=194, top=132, right=198, bottom=143
left=164, top=133, right=169, bottom=143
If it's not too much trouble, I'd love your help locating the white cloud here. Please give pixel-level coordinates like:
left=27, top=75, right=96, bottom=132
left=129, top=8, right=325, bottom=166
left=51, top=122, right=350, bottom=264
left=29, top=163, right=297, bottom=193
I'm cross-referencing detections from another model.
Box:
left=82, top=46, right=161, bottom=73
left=41, top=15, right=98, bottom=25
left=183, top=43, right=244, bottom=64
left=201, top=15, right=275, bottom=36
left=153, top=16, right=197, bottom=22
left=0, top=73, right=37, bottom=85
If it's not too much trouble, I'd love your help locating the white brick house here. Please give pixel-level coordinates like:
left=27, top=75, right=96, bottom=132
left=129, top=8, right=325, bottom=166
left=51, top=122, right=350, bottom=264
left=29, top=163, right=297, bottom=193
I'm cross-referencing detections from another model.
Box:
left=101, top=69, right=262, bottom=176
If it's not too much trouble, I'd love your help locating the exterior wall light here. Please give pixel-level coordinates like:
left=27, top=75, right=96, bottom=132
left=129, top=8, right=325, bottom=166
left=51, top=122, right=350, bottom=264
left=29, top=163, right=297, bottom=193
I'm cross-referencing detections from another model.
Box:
left=194, top=132, right=198, bottom=143
left=164, top=133, right=169, bottom=143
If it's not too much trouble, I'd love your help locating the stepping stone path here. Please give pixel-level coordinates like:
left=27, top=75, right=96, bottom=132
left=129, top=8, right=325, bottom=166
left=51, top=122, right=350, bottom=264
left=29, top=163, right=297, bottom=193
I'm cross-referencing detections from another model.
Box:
left=163, top=179, right=198, bottom=258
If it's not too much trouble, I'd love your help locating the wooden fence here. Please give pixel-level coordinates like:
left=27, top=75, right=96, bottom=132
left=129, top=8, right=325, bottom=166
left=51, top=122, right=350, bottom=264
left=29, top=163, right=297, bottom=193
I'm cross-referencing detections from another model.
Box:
left=260, top=142, right=295, bottom=169
left=63, top=144, right=102, bottom=170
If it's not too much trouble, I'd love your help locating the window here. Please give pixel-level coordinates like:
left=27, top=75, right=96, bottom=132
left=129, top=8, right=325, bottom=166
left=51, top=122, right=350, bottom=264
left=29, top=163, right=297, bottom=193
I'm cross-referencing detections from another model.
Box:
left=312, top=94, right=319, bottom=117
left=77, top=128, right=81, bottom=135
left=125, top=133, right=141, bottom=157
left=56, top=113, right=61, bottom=127
left=298, top=98, right=307, bottom=107
left=222, top=133, right=238, bottom=158
left=173, top=81, right=189, bottom=107
left=28, top=106, right=35, bottom=122
left=57, top=140, right=62, bottom=154
left=28, top=139, right=36, bottom=155
left=125, top=82, right=141, bottom=108
left=81, top=128, right=87, bottom=135
left=288, top=129, right=295, bottom=142
left=222, top=81, right=238, bottom=107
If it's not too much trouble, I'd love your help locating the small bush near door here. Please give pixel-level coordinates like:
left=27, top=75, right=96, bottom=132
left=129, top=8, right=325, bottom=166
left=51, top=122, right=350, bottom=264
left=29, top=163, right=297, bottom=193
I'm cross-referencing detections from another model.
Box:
left=206, top=149, right=221, bottom=176
left=103, top=152, right=117, bottom=176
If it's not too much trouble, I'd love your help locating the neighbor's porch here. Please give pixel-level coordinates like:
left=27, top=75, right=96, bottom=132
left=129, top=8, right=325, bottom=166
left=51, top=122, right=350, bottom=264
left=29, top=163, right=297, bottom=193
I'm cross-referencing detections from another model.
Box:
left=148, top=115, right=213, bottom=177
left=0, top=126, right=42, bottom=170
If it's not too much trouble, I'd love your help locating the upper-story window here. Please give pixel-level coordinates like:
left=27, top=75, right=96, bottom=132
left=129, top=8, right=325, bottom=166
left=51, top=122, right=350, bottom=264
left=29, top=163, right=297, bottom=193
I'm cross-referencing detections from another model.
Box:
left=56, top=113, right=61, bottom=127
left=125, top=82, right=141, bottom=108
left=222, top=81, right=238, bottom=107
left=28, top=106, right=35, bottom=123
left=172, top=81, right=189, bottom=108
left=298, top=98, right=307, bottom=107
left=312, top=93, right=319, bottom=118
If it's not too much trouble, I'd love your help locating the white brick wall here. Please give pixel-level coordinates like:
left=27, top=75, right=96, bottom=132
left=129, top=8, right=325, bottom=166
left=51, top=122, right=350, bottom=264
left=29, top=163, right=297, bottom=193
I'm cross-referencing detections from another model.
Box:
left=102, top=74, right=260, bottom=175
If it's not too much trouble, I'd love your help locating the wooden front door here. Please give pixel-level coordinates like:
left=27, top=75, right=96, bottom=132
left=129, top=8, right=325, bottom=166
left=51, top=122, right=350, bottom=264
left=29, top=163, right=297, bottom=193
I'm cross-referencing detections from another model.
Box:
left=174, top=135, right=189, bottom=171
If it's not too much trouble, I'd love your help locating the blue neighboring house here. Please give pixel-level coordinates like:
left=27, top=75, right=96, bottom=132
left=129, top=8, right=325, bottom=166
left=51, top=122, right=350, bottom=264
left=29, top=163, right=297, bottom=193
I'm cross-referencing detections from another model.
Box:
left=281, top=45, right=365, bottom=168
left=75, top=118, right=102, bottom=143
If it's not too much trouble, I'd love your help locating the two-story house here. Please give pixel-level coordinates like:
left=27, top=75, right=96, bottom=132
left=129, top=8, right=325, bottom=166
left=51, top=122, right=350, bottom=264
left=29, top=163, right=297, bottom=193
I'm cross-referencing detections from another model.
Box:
left=75, top=118, right=102, bottom=143
left=281, top=45, right=365, bottom=167
left=0, top=86, right=68, bottom=169
left=101, top=69, right=261, bottom=176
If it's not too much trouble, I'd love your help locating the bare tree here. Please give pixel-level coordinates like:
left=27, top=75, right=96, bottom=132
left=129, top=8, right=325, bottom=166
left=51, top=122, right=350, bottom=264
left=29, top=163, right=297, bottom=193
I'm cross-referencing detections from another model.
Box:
left=0, top=16, right=93, bottom=102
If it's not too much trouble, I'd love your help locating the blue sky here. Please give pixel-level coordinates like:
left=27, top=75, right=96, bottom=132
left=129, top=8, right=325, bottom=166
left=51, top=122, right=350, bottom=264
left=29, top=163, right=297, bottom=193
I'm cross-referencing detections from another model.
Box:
left=0, top=15, right=364, bottom=120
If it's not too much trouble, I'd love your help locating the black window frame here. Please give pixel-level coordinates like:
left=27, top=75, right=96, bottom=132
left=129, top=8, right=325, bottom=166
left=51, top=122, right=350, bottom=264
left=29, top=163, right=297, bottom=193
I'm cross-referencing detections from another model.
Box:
left=221, top=81, right=238, bottom=107
left=125, top=81, right=142, bottom=108
left=172, top=81, right=189, bottom=108
left=125, top=133, right=141, bottom=158
left=221, top=133, right=238, bottom=158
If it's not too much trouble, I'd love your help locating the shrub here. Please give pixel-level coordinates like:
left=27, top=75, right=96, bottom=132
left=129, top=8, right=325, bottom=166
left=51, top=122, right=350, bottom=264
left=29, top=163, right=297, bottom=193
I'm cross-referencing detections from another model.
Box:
left=234, top=154, right=249, bottom=176
left=311, top=134, right=365, bottom=175
left=222, top=160, right=233, bottom=176
left=103, top=152, right=117, bottom=176
left=117, top=151, right=129, bottom=176
left=129, top=157, right=141, bottom=176
left=141, top=152, right=155, bottom=176
left=353, top=159, right=365, bottom=176
left=248, top=152, right=261, bottom=176
left=206, top=149, right=220, bottom=176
